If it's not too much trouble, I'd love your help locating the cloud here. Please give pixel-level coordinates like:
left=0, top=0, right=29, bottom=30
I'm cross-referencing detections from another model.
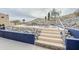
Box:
left=15, top=8, right=51, bottom=18
left=0, top=8, right=51, bottom=21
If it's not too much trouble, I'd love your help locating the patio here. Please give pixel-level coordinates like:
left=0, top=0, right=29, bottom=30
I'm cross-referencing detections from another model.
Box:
left=0, top=37, right=48, bottom=50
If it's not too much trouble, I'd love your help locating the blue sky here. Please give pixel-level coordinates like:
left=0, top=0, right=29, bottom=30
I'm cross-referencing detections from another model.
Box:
left=0, top=8, right=77, bottom=21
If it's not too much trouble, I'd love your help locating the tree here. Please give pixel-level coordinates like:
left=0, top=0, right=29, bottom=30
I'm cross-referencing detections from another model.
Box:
left=22, top=19, right=25, bottom=24
left=44, top=16, right=47, bottom=25
left=50, top=8, right=61, bottom=25
left=48, top=12, right=50, bottom=20
left=45, top=16, right=47, bottom=20
left=51, top=8, right=60, bottom=17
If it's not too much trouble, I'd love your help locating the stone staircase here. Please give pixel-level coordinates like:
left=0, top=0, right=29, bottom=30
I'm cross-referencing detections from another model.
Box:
left=35, top=27, right=65, bottom=50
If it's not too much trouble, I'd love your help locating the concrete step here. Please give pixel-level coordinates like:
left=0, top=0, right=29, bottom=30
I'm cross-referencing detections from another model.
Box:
left=41, top=29, right=59, bottom=32
left=40, top=33, right=61, bottom=38
left=41, top=30, right=61, bottom=34
left=35, top=40, right=64, bottom=50
left=40, top=27, right=64, bottom=31
left=38, top=36, right=63, bottom=43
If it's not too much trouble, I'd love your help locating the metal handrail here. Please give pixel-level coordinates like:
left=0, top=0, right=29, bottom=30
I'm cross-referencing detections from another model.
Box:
left=58, top=18, right=65, bottom=29
left=57, top=17, right=65, bottom=40
left=57, top=17, right=66, bottom=49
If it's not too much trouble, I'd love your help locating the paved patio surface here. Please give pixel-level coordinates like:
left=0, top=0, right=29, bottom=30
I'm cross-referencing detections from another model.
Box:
left=0, top=37, right=49, bottom=50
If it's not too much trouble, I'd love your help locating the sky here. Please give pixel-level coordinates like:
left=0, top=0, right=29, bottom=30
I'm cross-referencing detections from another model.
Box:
left=0, top=8, right=77, bottom=22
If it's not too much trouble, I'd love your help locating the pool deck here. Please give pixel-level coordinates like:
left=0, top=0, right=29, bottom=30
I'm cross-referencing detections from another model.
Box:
left=0, top=37, right=49, bottom=50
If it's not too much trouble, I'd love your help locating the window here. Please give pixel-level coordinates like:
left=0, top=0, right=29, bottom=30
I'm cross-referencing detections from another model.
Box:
left=1, top=16, right=4, bottom=18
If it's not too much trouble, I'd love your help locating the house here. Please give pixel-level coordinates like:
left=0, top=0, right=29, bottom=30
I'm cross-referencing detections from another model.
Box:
left=0, top=13, right=10, bottom=26
left=0, top=13, right=11, bottom=27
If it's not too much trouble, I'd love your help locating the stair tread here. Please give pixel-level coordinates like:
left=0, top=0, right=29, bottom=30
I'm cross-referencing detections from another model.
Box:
left=41, top=30, right=61, bottom=32
left=42, top=29, right=61, bottom=31
left=41, top=32, right=60, bottom=34
left=38, top=38, right=63, bottom=43
left=41, top=30, right=61, bottom=34
left=38, top=36, right=62, bottom=40
left=35, top=40, right=64, bottom=48
left=38, top=36, right=63, bottom=43
left=41, top=27, right=64, bottom=31
left=40, top=33, right=61, bottom=37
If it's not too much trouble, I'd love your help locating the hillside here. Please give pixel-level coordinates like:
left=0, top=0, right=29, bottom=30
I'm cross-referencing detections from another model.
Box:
left=29, top=18, right=45, bottom=25
left=25, top=12, right=79, bottom=26
left=61, top=12, right=79, bottom=20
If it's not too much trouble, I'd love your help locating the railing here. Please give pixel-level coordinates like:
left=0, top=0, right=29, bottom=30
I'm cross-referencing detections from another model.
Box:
left=57, top=17, right=65, bottom=40
left=56, top=17, right=65, bottom=40
left=56, top=17, right=66, bottom=49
